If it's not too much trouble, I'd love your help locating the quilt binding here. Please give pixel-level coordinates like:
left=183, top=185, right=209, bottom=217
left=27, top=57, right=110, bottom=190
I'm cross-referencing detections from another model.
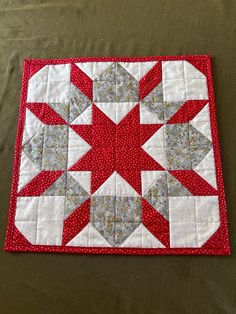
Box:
left=4, top=55, right=230, bottom=255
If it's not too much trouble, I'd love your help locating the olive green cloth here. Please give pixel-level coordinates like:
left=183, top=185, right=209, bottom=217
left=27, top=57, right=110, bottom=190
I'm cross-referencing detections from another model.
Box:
left=0, top=1, right=235, bottom=313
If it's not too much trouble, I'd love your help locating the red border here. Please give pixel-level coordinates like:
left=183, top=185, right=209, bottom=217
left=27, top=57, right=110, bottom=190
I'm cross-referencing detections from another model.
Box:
left=4, top=55, right=230, bottom=255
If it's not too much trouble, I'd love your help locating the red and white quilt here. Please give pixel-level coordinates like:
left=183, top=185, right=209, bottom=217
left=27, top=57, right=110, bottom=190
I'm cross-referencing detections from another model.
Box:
left=5, top=55, right=230, bottom=255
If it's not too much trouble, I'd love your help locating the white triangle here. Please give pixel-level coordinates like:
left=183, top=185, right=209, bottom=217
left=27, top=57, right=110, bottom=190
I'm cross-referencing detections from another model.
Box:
left=75, top=62, right=113, bottom=80
left=68, top=171, right=91, bottom=194
left=142, top=126, right=165, bottom=147
left=92, top=171, right=116, bottom=196
left=18, top=151, right=41, bottom=191
left=197, top=222, right=220, bottom=247
left=23, top=108, right=44, bottom=144
left=184, top=61, right=205, bottom=79
left=68, top=127, right=91, bottom=147
left=194, top=169, right=217, bottom=189
left=116, top=172, right=140, bottom=196
left=119, top=61, right=157, bottom=80
left=192, top=104, right=210, bottom=122
left=120, top=224, right=142, bottom=247
left=29, top=65, right=49, bottom=83
left=116, top=102, right=137, bottom=124
left=121, top=224, right=165, bottom=248
left=142, top=224, right=165, bottom=248
left=15, top=221, right=37, bottom=244
left=194, top=149, right=216, bottom=188
left=66, top=223, right=111, bottom=247
left=67, top=146, right=91, bottom=168
left=142, top=146, right=167, bottom=169
left=194, top=149, right=215, bottom=171
left=71, top=105, right=92, bottom=125
left=94, top=103, right=116, bottom=123
left=190, top=104, right=212, bottom=140
left=190, top=120, right=212, bottom=141
left=141, top=171, right=165, bottom=195
left=88, top=224, right=111, bottom=247
left=66, top=223, right=90, bottom=246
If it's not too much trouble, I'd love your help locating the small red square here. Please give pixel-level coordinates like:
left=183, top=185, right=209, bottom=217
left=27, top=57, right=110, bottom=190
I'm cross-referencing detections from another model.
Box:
left=92, top=147, right=115, bottom=170
left=116, top=126, right=140, bottom=147
left=92, top=125, right=116, bottom=147
left=116, top=147, right=140, bottom=170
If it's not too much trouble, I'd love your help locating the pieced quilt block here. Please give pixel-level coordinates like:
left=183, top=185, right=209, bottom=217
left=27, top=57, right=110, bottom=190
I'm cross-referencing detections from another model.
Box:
left=5, top=55, right=230, bottom=255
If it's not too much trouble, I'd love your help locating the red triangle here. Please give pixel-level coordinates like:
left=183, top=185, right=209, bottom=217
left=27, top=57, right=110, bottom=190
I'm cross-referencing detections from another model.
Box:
left=139, top=62, right=162, bottom=100
left=142, top=198, right=169, bottom=248
left=70, top=125, right=92, bottom=146
left=91, top=170, right=114, bottom=194
left=140, top=124, right=163, bottom=145
left=28, top=63, right=46, bottom=79
left=117, top=170, right=142, bottom=195
left=18, top=171, right=64, bottom=196
left=202, top=224, right=230, bottom=253
left=140, top=148, right=165, bottom=170
left=27, top=103, right=67, bottom=125
left=169, top=170, right=218, bottom=196
left=69, top=149, right=92, bottom=171
left=92, top=104, right=116, bottom=126
left=188, top=60, right=208, bottom=77
left=62, top=199, right=90, bottom=246
left=118, top=104, right=139, bottom=126
left=12, top=226, right=32, bottom=246
left=71, top=63, right=93, bottom=100
left=167, top=100, right=208, bottom=124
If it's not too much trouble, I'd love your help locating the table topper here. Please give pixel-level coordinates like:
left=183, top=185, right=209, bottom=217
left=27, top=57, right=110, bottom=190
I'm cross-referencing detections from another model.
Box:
left=5, top=55, right=230, bottom=255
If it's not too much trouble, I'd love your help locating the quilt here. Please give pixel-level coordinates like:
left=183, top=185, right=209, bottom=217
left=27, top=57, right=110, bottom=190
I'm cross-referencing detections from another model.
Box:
left=4, top=55, right=230, bottom=255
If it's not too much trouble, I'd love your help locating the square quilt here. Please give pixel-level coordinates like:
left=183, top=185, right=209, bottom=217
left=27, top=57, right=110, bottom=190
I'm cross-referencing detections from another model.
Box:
left=5, top=55, right=230, bottom=255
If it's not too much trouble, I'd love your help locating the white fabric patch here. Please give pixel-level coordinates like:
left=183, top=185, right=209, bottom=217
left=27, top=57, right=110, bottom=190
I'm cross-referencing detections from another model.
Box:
left=190, top=103, right=212, bottom=140
left=71, top=105, right=92, bottom=125
left=36, top=196, right=65, bottom=245
left=18, top=151, right=41, bottom=191
left=170, top=222, right=198, bottom=248
left=121, top=224, right=165, bottom=248
left=15, top=196, right=65, bottom=245
left=141, top=146, right=167, bottom=169
left=67, top=146, right=91, bottom=169
left=67, top=223, right=111, bottom=247
left=142, top=126, right=165, bottom=147
left=93, top=171, right=139, bottom=197
left=75, top=62, right=113, bottom=80
left=118, top=61, right=157, bottom=80
left=115, top=172, right=140, bottom=196
left=94, top=102, right=137, bottom=124
left=169, top=196, right=220, bottom=247
left=194, top=149, right=217, bottom=188
left=15, top=221, right=37, bottom=244
left=195, top=196, right=219, bottom=223
left=68, top=171, right=91, bottom=195
left=93, top=171, right=116, bottom=196
left=162, top=61, right=208, bottom=102
left=197, top=222, right=220, bottom=247
left=15, top=196, right=39, bottom=222
left=27, top=64, right=71, bottom=103
left=68, top=127, right=91, bottom=147
left=67, top=127, right=91, bottom=168
left=23, top=108, right=44, bottom=144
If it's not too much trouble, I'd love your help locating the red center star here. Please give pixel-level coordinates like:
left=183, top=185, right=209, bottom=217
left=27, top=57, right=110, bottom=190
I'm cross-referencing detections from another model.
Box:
left=69, top=103, right=164, bottom=194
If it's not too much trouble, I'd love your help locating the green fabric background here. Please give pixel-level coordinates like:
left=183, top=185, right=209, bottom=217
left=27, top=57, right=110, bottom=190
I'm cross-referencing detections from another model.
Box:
left=0, top=1, right=235, bottom=313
